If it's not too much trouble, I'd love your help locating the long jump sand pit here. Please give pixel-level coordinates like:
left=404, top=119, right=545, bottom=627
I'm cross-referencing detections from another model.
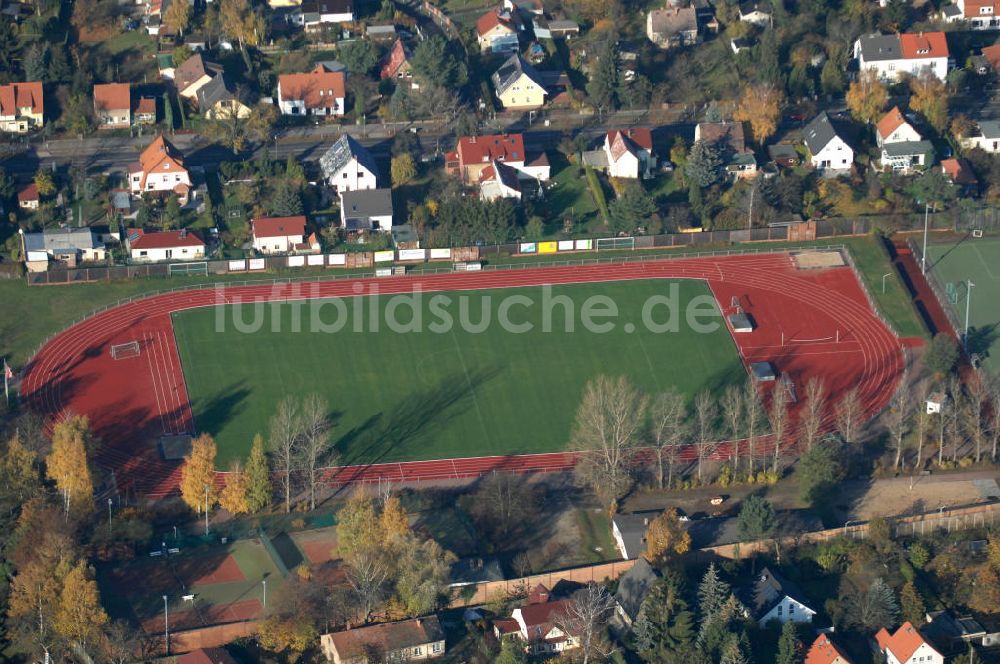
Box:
left=792, top=250, right=847, bottom=269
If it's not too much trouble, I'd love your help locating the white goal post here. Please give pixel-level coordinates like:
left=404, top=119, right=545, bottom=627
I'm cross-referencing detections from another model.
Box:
left=110, top=341, right=141, bottom=360
left=595, top=237, right=636, bottom=251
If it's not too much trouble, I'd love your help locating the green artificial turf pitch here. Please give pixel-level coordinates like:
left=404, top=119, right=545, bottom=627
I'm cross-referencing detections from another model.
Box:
left=173, top=279, right=748, bottom=466
left=926, top=236, right=1000, bottom=374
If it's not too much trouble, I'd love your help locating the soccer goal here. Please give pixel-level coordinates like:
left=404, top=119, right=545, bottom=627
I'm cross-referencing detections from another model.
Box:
left=110, top=341, right=141, bottom=360
left=596, top=237, right=636, bottom=251
left=169, top=262, right=208, bottom=276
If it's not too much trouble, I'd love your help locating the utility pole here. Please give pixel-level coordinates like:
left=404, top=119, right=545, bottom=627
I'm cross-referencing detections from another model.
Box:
left=747, top=182, right=756, bottom=231
left=921, top=202, right=931, bottom=274
left=107, top=498, right=113, bottom=535
left=163, top=595, right=169, bottom=655
left=964, top=280, right=976, bottom=351
left=204, top=485, right=209, bottom=536
left=263, top=578, right=267, bottom=610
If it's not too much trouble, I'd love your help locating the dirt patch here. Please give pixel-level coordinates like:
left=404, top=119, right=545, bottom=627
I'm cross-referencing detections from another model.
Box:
left=176, top=553, right=246, bottom=586
left=140, top=599, right=262, bottom=633
left=793, top=251, right=846, bottom=269
left=850, top=474, right=985, bottom=520
left=299, top=538, right=337, bottom=565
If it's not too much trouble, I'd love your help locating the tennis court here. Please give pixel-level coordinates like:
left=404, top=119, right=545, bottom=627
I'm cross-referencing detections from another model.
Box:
left=926, top=235, right=1000, bottom=373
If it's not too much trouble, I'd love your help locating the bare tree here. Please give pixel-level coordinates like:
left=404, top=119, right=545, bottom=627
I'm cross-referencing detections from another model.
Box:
left=694, top=390, right=717, bottom=481
left=990, top=384, right=1000, bottom=462
left=910, top=411, right=929, bottom=490
left=649, top=389, right=689, bottom=489
left=946, top=376, right=964, bottom=463
left=745, top=381, right=764, bottom=476
left=720, top=384, right=744, bottom=472
left=344, top=553, right=391, bottom=624
left=554, top=584, right=616, bottom=664
left=886, top=375, right=912, bottom=471
left=800, top=377, right=826, bottom=451
left=296, top=393, right=335, bottom=510
left=835, top=387, right=863, bottom=444
left=967, top=376, right=991, bottom=464
left=770, top=386, right=788, bottom=473
left=570, top=376, right=648, bottom=507
left=269, top=396, right=301, bottom=513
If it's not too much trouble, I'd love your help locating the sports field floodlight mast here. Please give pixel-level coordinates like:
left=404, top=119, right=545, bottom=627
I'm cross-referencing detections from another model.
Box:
left=163, top=595, right=169, bottom=655
left=204, top=485, right=210, bottom=536
left=964, top=280, right=975, bottom=351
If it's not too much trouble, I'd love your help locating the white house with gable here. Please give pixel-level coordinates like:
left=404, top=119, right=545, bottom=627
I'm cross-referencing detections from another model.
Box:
left=745, top=568, right=816, bottom=627
left=876, top=622, right=944, bottom=664
left=803, top=112, right=853, bottom=173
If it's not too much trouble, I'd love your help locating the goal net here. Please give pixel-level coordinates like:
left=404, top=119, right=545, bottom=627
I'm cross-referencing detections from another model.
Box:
left=596, top=237, right=636, bottom=251
left=110, top=341, right=140, bottom=360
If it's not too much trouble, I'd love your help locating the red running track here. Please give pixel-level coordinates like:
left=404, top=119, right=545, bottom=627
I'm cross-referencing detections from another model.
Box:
left=21, top=253, right=907, bottom=497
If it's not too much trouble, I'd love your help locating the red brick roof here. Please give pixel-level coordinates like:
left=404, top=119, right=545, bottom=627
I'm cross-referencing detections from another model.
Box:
left=962, top=0, right=1000, bottom=18
left=176, top=647, right=238, bottom=664
left=983, top=43, right=1000, bottom=70
left=380, top=39, right=411, bottom=79
left=94, top=83, right=130, bottom=112
left=608, top=128, right=653, bottom=162
left=941, top=158, right=977, bottom=185
left=876, top=106, right=907, bottom=141
left=134, top=96, right=156, bottom=116
left=278, top=68, right=345, bottom=109
left=804, top=634, right=852, bottom=664
left=455, top=134, right=525, bottom=168
left=876, top=622, right=936, bottom=664
left=17, top=182, right=38, bottom=203
left=326, top=617, right=443, bottom=661
left=134, top=135, right=187, bottom=189
left=253, top=215, right=306, bottom=238
left=476, top=8, right=514, bottom=37
left=899, top=32, right=948, bottom=60
left=128, top=228, right=204, bottom=250
left=0, top=82, right=43, bottom=117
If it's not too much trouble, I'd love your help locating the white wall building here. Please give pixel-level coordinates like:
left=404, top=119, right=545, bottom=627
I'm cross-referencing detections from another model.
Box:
left=854, top=32, right=949, bottom=82
left=127, top=228, right=205, bottom=262
left=252, top=216, right=307, bottom=253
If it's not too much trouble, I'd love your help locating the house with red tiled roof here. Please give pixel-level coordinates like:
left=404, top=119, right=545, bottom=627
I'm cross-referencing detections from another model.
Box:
left=380, top=39, right=414, bottom=82
left=476, top=7, right=519, bottom=53
left=126, top=228, right=205, bottom=262
left=479, top=160, right=522, bottom=201
left=128, top=135, right=192, bottom=204
left=804, top=634, right=852, bottom=664
left=941, top=158, right=978, bottom=192
left=854, top=32, right=949, bottom=81
left=174, top=53, right=223, bottom=100
left=17, top=182, right=39, bottom=210
left=941, top=0, right=1000, bottom=29
left=875, top=106, right=932, bottom=174
left=981, top=43, right=1000, bottom=73
left=175, top=647, right=239, bottom=664
left=876, top=107, right=921, bottom=147
left=277, top=65, right=345, bottom=117
left=604, top=128, right=656, bottom=179
left=445, top=133, right=550, bottom=184
left=93, top=83, right=132, bottom=129
left=251, top=215, right=307, bottom=253
left=497, top=584, right=579, bottom=655
left=0, top=81, right=43, bottom=133
left=320, top=616, right=445, bottom=664
left=875, top=622, right=944, bottom=664
left=133, top=96, right=157, bottom=125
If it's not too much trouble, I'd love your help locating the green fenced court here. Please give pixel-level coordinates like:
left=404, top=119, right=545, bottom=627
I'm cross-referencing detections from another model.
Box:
left=926, top=235, right=1000, bottom=374
left=172, top=280, right=748, bottom=466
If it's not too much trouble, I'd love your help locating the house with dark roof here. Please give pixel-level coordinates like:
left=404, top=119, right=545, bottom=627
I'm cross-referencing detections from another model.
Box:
left=449, top=557, right=505, bottom=586
left=126, top=228, right=205, bottom=262
left=492, top=54, right=547, bottom=110
left=804, top=634, right=852, bottom=664
left=694, top=121, right=757, bottom=179
left=21, top=227, right=107, bottom=271
left=611, top=510, right=661, bottom=559
left=923, top=611, right=993, bottom=654
left=476, top=7, right=519, bottom=53
left=611, top=557, right=659, bottom=632
left=961, top=120, right=1000, bottom=154
left=479, top=160, right=523, bottom=201
left=321, top=616, right=445, bottom=664
left=319, top=134, right=378, bottom=192
left=738, top=0, right=771, bottom=26
left=93, top=83, right=132, bottom=129
left=803, top=112, right=853, bottom=173
left=743, top=567, right=816, bottom=626
left=646, top=5, right=698, bottom=49
left=532, top=15, right=579, bottom=39
left=197, top=75, right=251, bottom=120
left=854, top=32, right=949, bottom=82
left=875, top=622, right=944, bottom=664
left=767, top=143, right=799, bottom=168
left=289, top=0, right=354, bottom=26
left=340, top=188, right=394, bottom=232
left=174, top=53, right=223, bottom=100
left=0, top=81, right=43, bottom=133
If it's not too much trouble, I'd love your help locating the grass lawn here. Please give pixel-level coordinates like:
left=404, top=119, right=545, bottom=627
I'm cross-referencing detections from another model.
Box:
left=927, top=235, right=1000, bottom=373
left=574, top=508, right=618, bottom=563
left=539, top=154, right=601, bottom=234
left=840, top=236, right=926, bottom=340
left=172, top=279, right=748, bottom=466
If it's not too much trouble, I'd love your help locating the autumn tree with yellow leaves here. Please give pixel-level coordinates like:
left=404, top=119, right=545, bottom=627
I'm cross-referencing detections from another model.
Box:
left=642, top=508, right=691, bottom=566
left=910, top=73, right=949, bottom=133
left=245, top=433, right=271, bottom=513
left=846, top=71, right=888, bottom=125
left=46, top=416, right=95, bottom=516
left=54, top=562, right=109, bottom=647
left=220, top=460, right=251, bottom=515
left=180, top=434, right=218, bottom=513
left=734, top=84, right=784, bottom=145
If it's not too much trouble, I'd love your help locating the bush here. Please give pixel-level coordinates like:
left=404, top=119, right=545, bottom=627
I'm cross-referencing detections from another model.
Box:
left=909, top=542, right=931, bottom=569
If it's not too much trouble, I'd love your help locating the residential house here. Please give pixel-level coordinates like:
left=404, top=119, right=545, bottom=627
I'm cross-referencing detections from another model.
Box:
left=804, top=634, right=852, bottom=664
left=267, top=0, right=302, bottom=8
left=876, top=107, right=931, bottom=173
left=981, top=43, right=1000, bottom=74
left=500, top=584, right=579, bottom=655
left=611, top=558, right=659, bottom=632
left=340, top=188, right=394, bottom=232
left=492, top=53, right=547, bottom=110
left=277, top=66, right=346, bottom=117
left=93, top=83, right=132, bottom=129
left=738, top=0, right=771, bottom=26
left=17, top=183, right=38, bottom=210
left=854, top=32, right=949, bottom=82
left=133, top=96, right=157, bottom=125
left=196, top=75, right=251, bottom=119
left=129, top=135, right=192, bottom=204
left=532, top=15, right=580, bottom=39
left=445, top=133, right=550, bottom=184
left=175, top=647, right=239, bottom=664
left=174, top=53, right=222, bottom=100
left=449, top=558, right=505, bottom=586
left=478, top=161, right=522, bottom=201
left=380, top=39, right=414, bottom=83
left=803, top=112, right=854, bottom=173
left=319, top=134, right=379, bottom=192
left=299, top=0, right=354, bottom=24
left=321, top=616, right=445, bottom=664
left=503, top=0, right=543, bottom=16
left=611, top=510, right=661, bottom=559
left=126, top=228, right=205, bottom=262
left=646, top=5, right=698, bottom=49
left=941, top=158, right=978, bottom=193
left=923, top=611, right=995, bottom=654
left=941, top=0, right=1000, bottom=30
left=367, top=24, right=398, bottom=41
left=0, top=81, right=43, bottom=133
left=604, top=128, right=656, bottom=179
left=252, top=215, right=307, bottom=253
left=731, top=37, right=753, bottom=54
left=961, top=120, right=1000, bottom=153
left=21, top=228, right=107, bottom=271
left=694, top=121, right=757, bottom=179
left=744, top=567, right=817, bottom=626
left=767, top=143, right=799, bottom=168
left=875, top=622, right=944, bottom=664
left=476, top=7, right=519, bottom=54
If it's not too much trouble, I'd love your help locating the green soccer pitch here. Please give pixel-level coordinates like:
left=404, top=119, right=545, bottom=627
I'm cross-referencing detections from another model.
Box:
left=926, top=236, right=1000, bottom=374
left=172, top=280, right=748, bottom=467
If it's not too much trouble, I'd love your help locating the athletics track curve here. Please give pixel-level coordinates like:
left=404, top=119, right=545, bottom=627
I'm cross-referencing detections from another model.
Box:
left=21, top=253, right=908, bottom=498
